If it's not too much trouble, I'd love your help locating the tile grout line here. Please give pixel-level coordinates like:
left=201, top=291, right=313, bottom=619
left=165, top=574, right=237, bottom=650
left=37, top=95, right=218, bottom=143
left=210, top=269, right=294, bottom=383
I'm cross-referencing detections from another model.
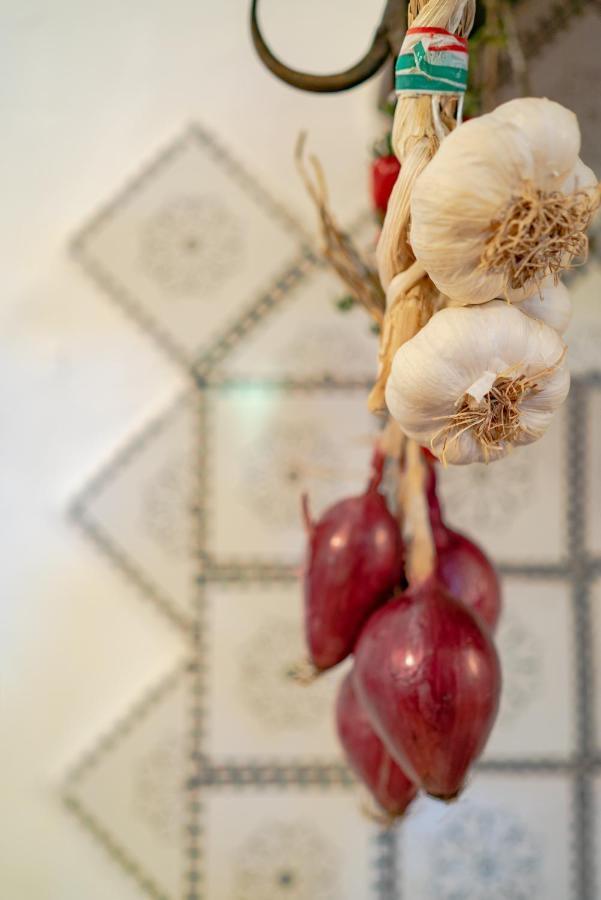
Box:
left=373, top=827, right=398, bottom=900
left=185, top=386, right=209, bottom=900
left=567, top=380, right=595, bottom=900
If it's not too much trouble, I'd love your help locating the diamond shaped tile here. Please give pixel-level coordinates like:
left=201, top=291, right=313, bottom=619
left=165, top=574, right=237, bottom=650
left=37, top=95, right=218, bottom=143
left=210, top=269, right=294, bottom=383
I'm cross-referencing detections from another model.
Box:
left=212, top=222, right=380, bottom=383
left=72, top=125, right=305, bottom=365
left=203, top=582, right=346, bottom=762
left=437, top=406, right=567, bottom=565
left=203, top=789, right=376, bottom=900
left=205, top=385, right=377, bottom=567
left=64, top=667, right=189, bottom=900
left=484, top=577, right=575, bottom=759
left=399, top=773, right=574, bottom=900
left=72, top=394, right=199, bottom=627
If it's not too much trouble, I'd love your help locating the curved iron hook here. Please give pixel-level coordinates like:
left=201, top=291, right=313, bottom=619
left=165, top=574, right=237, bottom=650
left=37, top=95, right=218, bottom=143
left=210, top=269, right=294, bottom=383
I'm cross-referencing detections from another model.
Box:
left=250, top=0, right=407, bottom=93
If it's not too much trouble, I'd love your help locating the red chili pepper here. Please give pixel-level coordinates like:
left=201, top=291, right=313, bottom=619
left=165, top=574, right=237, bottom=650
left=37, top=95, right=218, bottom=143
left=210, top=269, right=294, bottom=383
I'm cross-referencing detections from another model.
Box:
left=370, top=154, right=401, bottom=216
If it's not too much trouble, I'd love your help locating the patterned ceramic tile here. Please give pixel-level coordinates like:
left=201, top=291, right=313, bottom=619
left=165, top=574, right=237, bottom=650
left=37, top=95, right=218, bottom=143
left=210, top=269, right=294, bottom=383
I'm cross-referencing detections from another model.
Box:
left=72, top=393, right=199, bottom=628
left=205, top=385, right=377, bottom=567
left=566, top=261, right=601, bottom=378
left=203, top=582, right=346, bottom=762
left=484, top=578, right=575, bottom=759
left=64, top=667, right=189, bottom=900
left=437, top=406, right=567, bottom=565
left=202, top=789, right=376, bottom=900
left=211, top=225, right=380, bottom=384
left=587, top=390, right=601, bottom=555
left=399, top=773, right=574, bottom=900
left=72, top=126, right=305, bottom=365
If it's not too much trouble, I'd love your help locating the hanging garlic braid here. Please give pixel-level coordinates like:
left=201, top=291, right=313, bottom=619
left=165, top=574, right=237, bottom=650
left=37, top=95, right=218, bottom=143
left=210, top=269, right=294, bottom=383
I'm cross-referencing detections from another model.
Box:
left=376, top=0, right=476, bottom=293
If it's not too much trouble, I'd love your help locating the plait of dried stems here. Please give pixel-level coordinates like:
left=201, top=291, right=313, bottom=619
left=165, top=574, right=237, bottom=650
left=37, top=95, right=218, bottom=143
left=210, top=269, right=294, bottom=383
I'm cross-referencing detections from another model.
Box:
left=403, top=438, right=436, bottom=585
left=295, top=133, right=385, bottom=325
left=369, top=277, right=438, bottom=414
left=296, top=133, right=429, bottom=416
left=377, top=0, right=477, bottom=288
left=481, top=183, right=601, bottom=291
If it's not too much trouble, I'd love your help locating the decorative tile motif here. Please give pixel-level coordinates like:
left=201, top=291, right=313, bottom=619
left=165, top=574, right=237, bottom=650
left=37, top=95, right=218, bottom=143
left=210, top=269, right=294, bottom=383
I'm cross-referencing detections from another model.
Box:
left=399, top=773, right=573, bottom=900
left=437, top=408, right=566, bottom=565
left=64, top=667, right=189, bottom=900
left=484, top=578, right=575, bottom=759
left=202, top=791, right=375, bottom=900
left=72, top=125, right=306, bottom=366
left=204, top=582, right=345, bottom=761
left=71, top=393, right=200, bottom=629
left=212, top=247, right=378, bottom=383
left=206, top=385, right=377, bottom=567
left=231, top=821, right=340, bottom=899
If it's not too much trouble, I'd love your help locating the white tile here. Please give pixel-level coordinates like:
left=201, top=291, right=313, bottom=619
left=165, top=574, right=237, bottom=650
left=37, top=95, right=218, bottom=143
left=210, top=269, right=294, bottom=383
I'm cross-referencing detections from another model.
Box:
left=66, top=669, right=188, bottom=900
left=399, top=773, right=573, bottom=900
left=565, top=261, right=601, bottom=377
left=437, top=407, right=566, bottom=564
left=207, top=385, right=377, bottom=565
left=74, top=129, right=303, bottom=360
left=74, top=394, right=199, bottom=620
left=216, top=227, right=380, bottom=382
left=204, top=582, right=346, bottom=761
left=484, top=578, right=575, bottom=759
left=204, top=789, right=375, bottom=900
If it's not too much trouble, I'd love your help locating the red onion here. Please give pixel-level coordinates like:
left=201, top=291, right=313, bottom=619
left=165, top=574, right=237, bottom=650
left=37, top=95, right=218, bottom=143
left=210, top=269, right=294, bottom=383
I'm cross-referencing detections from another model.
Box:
left=354, top=575, right=501, bottom=800
left=425, top=461, right=501, bottom=631
left=336, top=670, right=417, bottom=818
left=302, top=449, right=404, bottom=671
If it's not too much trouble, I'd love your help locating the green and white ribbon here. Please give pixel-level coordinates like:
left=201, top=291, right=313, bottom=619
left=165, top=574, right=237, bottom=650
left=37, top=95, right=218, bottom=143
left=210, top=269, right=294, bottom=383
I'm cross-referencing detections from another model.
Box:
left=395, top=27, right=469, bottom=96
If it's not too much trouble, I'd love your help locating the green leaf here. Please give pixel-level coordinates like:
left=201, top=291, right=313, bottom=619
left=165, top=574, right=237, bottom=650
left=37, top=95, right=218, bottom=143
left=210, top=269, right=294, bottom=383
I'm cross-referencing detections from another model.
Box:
left=336, top=295, right=356, bottom=312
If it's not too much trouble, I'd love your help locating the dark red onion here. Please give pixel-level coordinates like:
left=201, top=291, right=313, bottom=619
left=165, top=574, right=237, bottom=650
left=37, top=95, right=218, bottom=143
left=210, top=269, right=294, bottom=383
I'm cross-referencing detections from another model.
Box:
left=353, top=575, right=501, bottom=800
left=302, top=449, right=404, bottom=671
left=425, top=460, right=501, bottom=631
left=336, top=670, right=417, bottom=818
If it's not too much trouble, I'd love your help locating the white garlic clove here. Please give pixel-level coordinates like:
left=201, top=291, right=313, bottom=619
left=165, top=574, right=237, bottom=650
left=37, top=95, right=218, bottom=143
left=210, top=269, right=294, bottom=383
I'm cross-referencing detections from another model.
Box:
left=561, top=157, right=597, bottom=193
left=490, top=97, right=581, bottom=190
left=410, top=98, right=594, bottom=306
left=385, top=302, right=569, bottom=466
left=518, top=279, right=572, bottom=334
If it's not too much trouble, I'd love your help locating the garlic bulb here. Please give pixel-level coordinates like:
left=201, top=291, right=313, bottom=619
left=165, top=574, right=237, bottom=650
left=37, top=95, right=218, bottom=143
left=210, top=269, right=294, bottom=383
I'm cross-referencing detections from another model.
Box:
left=385, top=302, right=570, bottom=465
left=410, top=98, right=598, bottom=305
left=519, top=279, right=572, bottom=334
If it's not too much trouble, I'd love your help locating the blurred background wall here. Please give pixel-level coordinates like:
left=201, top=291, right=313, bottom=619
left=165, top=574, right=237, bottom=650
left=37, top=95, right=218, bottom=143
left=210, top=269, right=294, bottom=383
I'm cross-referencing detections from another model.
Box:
left=2, top=2, right=601, bottom=898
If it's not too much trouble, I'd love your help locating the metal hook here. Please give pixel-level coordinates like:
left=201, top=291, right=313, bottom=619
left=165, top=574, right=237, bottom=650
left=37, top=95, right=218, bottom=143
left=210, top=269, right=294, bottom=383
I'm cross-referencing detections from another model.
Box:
left=250, top=0, right=407, bottom=93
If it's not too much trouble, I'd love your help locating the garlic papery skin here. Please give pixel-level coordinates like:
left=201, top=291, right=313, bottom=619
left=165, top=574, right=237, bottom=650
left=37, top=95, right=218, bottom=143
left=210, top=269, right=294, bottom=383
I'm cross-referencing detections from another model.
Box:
left=518, top=279, right=572, bottom=334
left=410, top=98, right=598, bottom=305
left=385, top=302, right=570, bottom=465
